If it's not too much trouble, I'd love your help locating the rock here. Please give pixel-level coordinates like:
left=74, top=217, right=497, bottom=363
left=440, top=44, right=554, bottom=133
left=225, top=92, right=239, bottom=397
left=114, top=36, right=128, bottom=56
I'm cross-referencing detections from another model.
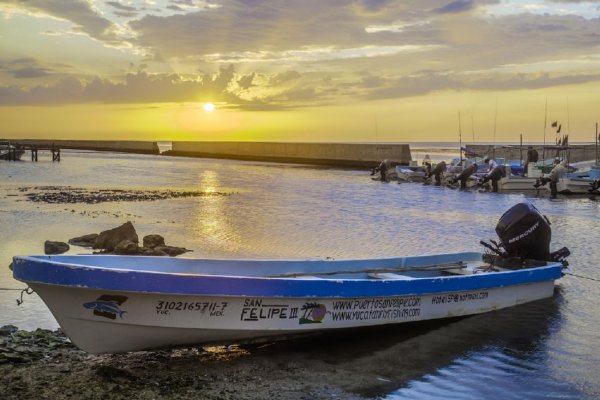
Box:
left=155, top=245, right=192, bottom=257
left=44, top=241, right=70, bottom=255
left=68, top=233, right=99, bottom=247
left=0, top=325, right=18, bottom=336
left=140, top=247, right=168, bottom=257
left=95, top=365, right=134, bottom=380
left=114, top=240, right=141, bottom=256
left=94, top=222, right=138, bottom=252
left=143, top=234, right=165, bottom=249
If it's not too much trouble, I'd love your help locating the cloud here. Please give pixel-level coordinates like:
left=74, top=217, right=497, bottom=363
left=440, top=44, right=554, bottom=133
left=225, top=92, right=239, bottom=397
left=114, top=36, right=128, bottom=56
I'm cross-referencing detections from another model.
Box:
left=433, top=0, right=475, bottom=14
left=9, top=67, right=50, bottom=78
left=0, top=0, right=125, bottom=46
left=106, top=2, right=137, bottom=12
left=237, top=73, right=255, bottom=89
left=127, top=1, right=431, bottom=60
left=0, top=58, right=64, bottom=79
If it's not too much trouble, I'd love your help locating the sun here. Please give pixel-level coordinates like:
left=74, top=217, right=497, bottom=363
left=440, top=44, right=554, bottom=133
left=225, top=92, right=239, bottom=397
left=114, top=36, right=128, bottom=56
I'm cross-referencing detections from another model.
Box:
left=203, top=102, right=215, bottom=113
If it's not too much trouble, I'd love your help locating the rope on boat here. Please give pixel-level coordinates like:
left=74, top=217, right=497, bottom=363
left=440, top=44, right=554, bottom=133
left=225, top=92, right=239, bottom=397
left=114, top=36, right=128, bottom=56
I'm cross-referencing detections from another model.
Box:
left=16, top=286, right=34, bottom=306
left=564, top=272, right=600, bottom=283
left=0, top=286, right=35, bottom=305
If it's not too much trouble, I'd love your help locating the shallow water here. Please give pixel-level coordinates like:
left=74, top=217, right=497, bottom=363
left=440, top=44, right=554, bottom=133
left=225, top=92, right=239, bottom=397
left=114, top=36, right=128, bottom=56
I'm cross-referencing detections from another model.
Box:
left=1, top=150, right=599, bottom=398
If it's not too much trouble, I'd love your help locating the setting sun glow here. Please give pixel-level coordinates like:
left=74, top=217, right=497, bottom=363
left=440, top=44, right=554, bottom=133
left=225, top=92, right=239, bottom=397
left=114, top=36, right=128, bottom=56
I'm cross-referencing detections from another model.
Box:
left=203, top=102, right=215, bottom=113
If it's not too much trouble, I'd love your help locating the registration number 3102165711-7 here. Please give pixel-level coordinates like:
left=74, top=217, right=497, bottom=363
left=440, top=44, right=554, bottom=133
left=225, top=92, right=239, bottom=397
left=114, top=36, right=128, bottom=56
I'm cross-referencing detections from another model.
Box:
left=155, top=300, right=228, bottom=316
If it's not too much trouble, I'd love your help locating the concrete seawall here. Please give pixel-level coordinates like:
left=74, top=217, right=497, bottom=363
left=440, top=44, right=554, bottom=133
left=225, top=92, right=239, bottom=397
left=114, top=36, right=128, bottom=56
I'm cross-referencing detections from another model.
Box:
left=10, top=140, right=159, bottom=154
left=466, top=144, right=599, bottom=164
left=167, top=142, right=412, bottom=168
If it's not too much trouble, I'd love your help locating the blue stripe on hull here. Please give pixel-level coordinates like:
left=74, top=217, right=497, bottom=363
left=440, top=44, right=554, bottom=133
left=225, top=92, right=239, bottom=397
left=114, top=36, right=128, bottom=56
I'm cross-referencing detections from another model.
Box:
left=12, top=257, right=563, bottom=298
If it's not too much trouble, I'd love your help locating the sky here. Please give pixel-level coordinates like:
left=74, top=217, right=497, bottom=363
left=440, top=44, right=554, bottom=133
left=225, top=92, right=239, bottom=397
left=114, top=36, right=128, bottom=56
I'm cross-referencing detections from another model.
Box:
left=1, top=0, right=600, bottom=142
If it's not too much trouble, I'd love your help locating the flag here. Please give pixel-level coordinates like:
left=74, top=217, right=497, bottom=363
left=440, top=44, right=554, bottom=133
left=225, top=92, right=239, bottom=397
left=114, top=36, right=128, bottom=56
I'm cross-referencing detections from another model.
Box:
left=551, top=121, right=558, bottom=127
left=557, top=124, right=562, bottom=133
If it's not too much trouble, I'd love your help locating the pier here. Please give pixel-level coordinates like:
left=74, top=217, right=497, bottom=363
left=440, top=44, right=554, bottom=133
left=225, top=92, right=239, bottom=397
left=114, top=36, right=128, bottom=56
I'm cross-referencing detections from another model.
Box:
left=27, top=145, right=61, bottom=162
left=2, top=143, right=61, bottom=162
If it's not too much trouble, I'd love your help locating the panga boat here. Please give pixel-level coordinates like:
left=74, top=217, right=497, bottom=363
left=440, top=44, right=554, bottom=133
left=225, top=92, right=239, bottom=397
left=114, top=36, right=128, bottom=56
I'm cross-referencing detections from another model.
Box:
left=12, top=203, right=569, bottom=354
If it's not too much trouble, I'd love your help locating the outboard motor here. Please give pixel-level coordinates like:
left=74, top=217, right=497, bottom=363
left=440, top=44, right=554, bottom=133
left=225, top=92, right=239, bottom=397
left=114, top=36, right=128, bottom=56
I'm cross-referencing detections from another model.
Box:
left=481, top=203, right=569, bottom=268
left=496, top=203, right=551, bottom=260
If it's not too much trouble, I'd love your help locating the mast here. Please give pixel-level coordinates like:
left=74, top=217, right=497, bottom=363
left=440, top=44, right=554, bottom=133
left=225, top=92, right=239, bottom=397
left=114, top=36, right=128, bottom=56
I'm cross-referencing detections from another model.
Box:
left=493, top=99, right=498, bottom=159
left=471, top=114, right=475, bottom=142
left=520, top=133, right=523, bottom=167
left=594, top=122, right=600, bottom=166
left=543, top=98, right=547, bottom=162
left=458, top=111, right=463, bottom=163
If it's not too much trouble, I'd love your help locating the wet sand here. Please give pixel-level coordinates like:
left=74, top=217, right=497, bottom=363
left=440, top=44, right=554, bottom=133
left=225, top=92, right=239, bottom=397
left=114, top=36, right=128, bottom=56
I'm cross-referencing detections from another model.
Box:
left=0, top=326, right=425, bottom=400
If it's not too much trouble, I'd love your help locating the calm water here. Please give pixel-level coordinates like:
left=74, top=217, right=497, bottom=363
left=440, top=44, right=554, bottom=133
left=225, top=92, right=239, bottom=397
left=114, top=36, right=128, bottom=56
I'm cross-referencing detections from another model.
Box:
left=1, top=150, right=599, bottom=399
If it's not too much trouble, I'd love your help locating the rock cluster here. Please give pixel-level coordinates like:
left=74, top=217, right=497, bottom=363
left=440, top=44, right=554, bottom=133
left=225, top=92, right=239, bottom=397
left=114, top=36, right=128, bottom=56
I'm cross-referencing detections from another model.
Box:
left=0, top=325, right=80, bottom=364
left=22, top=186, right=229, bottom=204
left=65, top=222, right=191, bottom=257
left=44, top=241, right=70, bottom=255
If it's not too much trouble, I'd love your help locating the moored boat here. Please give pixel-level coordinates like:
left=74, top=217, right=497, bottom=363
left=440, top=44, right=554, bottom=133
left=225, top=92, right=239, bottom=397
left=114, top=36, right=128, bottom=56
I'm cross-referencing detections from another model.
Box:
left=0, top=140, right=24, bottom=161
left=12, top=203, right=569, bottom=354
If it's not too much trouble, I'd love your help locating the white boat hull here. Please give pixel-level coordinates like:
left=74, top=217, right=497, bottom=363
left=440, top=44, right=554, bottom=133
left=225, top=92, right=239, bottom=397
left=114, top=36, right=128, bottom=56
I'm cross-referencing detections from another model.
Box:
left=555, top=178, right=594, bottom=194
left=32, top=280, right=554, bottom=353
left=499, top=176, right=539, bottom=191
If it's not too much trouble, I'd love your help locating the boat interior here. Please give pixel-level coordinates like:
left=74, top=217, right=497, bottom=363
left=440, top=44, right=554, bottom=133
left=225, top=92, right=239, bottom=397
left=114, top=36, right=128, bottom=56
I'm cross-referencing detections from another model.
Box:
left=18, top=252, right=508, bottom=281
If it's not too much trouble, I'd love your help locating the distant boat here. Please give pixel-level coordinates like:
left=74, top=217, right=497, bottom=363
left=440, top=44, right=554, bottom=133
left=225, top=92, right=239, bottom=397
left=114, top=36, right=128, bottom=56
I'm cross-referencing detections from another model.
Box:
left=536, top=164, right=600, bottom=194
left=395, top=165, right=427, bottom=182
left=0, top=140, right=24, bottom=161
left=12, top=203, right=569, bottom=354
left=553, top=166, right=600, bottom=194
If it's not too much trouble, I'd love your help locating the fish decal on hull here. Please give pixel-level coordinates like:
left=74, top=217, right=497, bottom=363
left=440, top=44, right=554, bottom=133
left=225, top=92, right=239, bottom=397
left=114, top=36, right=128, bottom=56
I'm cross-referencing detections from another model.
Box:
left=83, top=295, right=128, bottom=320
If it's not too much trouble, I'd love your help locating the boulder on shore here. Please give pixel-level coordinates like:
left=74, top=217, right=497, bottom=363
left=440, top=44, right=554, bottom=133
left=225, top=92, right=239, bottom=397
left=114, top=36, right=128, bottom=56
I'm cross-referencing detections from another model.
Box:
left=154, top=245, right=191, bottom=257
left=44, top=241, right=69, bottom=255
left=68, top=233, right=98, bottom=247
left=94, top=222, right=138, bottom=252
left=114, top=240, right=141, bottom=256
left=143, top=234, right=165, bottom=249
left=60, top=222, right=191, bottom=257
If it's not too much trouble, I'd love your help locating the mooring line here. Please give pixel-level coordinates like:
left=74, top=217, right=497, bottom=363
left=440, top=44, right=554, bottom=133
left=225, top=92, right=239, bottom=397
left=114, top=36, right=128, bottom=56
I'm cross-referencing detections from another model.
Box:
left=564, top=272, right=600, bottom=283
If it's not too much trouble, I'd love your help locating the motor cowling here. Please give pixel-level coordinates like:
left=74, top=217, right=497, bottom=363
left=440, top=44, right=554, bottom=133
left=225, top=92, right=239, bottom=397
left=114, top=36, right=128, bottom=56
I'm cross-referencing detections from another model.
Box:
left=495, top=203, right=551, bottom=261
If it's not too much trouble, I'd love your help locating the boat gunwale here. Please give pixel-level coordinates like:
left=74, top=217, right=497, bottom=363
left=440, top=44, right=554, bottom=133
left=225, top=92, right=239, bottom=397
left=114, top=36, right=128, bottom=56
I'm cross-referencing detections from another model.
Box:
left=12, top=253, right=564, bottom=299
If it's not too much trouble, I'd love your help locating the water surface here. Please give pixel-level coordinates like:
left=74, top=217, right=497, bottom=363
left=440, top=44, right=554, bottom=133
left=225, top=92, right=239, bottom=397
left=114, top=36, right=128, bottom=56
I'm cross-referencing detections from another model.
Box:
left=1, top=150, right=599, bottom=398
